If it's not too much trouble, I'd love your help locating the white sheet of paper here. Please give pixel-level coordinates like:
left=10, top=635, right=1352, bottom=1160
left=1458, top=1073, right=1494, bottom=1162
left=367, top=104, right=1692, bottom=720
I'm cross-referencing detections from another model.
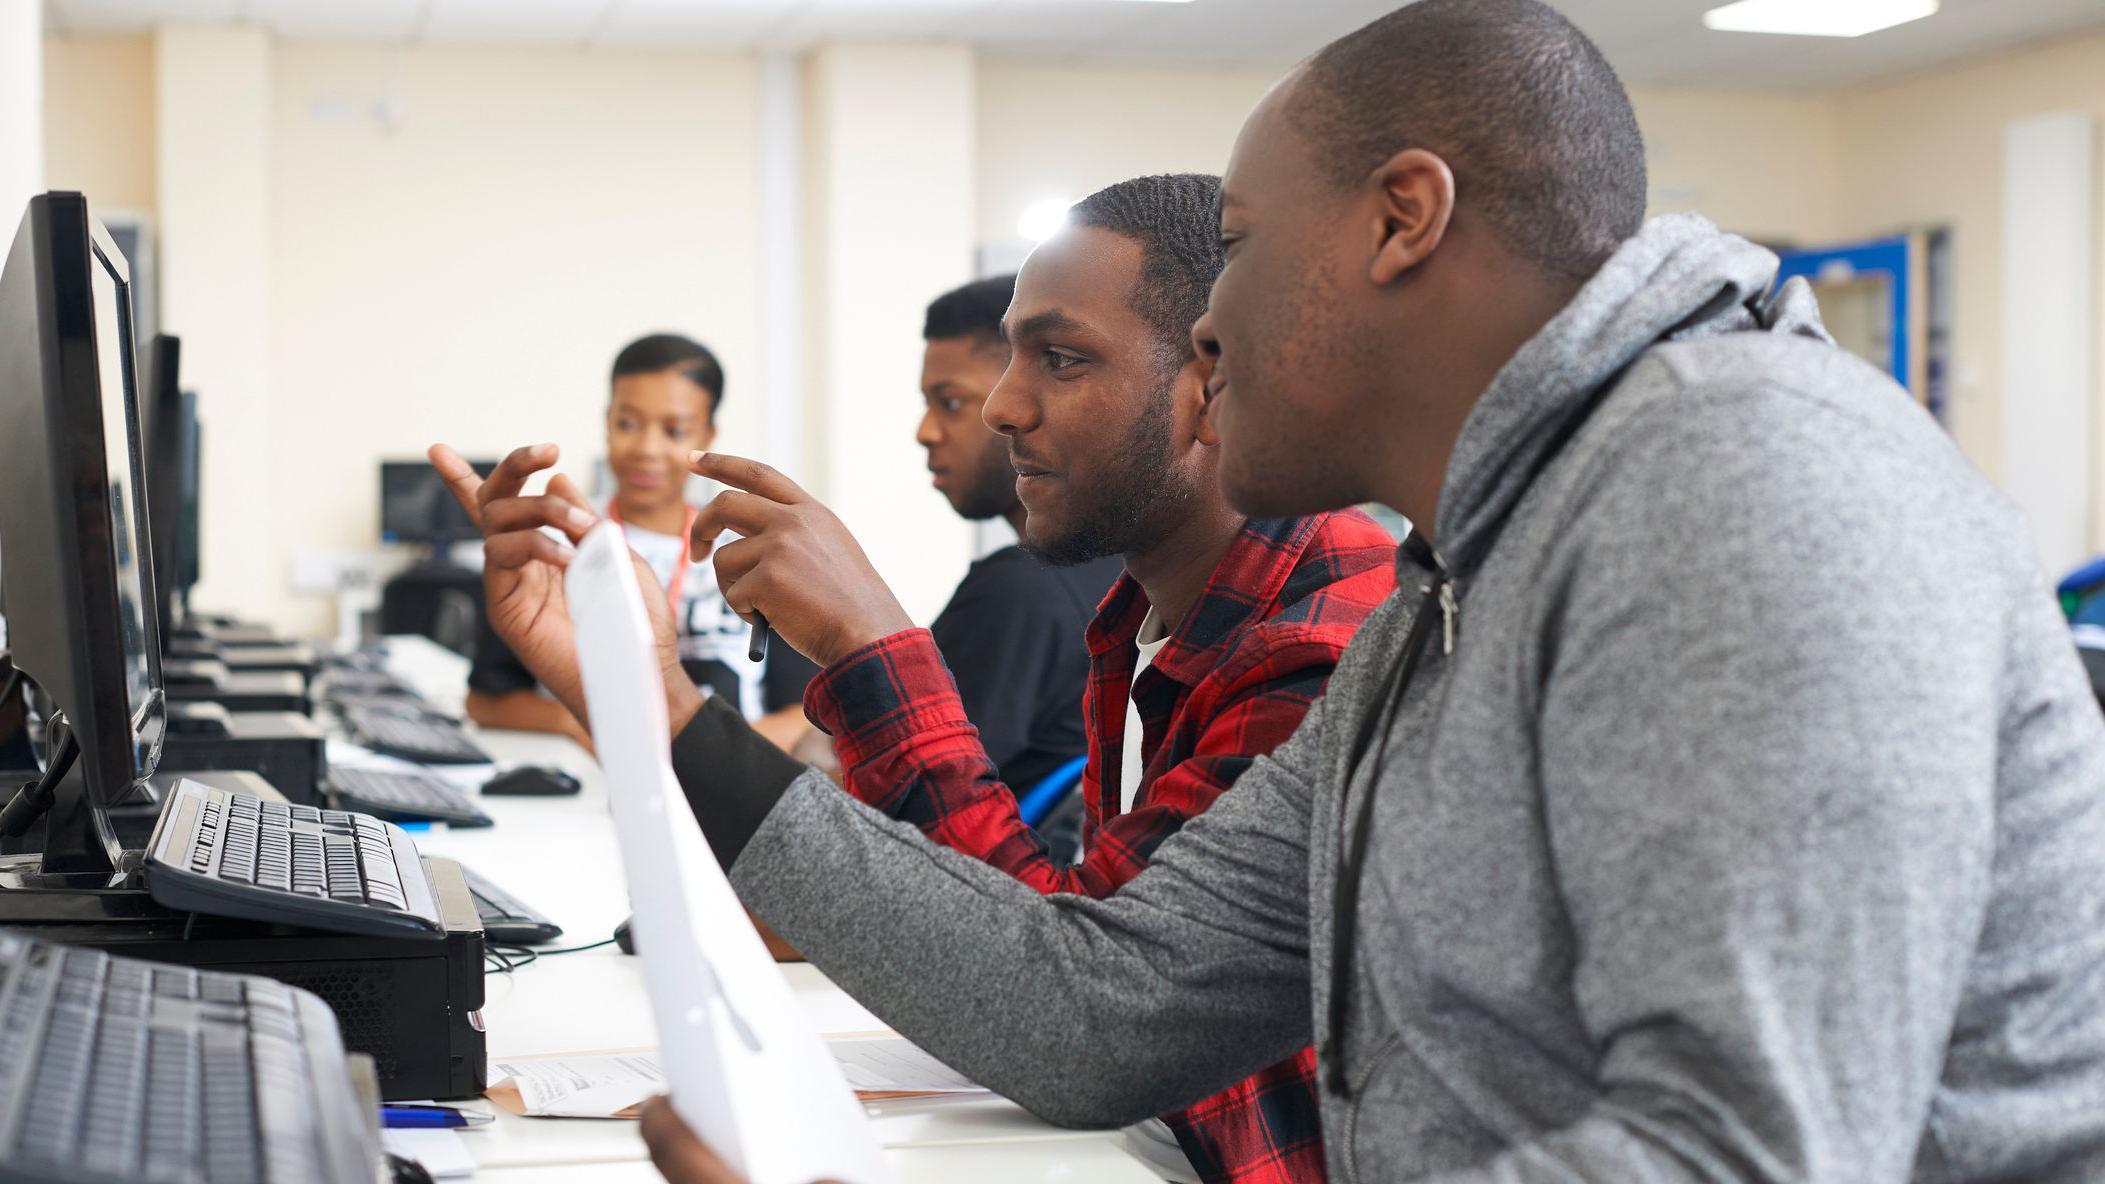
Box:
left=490, top=1051, right=665, bottom=1117
left=381, top=1129, right=478, bottom=1179
left=827, top=1036, right=987, bottom=1094
left=566, top=523, right=891, bottom=1184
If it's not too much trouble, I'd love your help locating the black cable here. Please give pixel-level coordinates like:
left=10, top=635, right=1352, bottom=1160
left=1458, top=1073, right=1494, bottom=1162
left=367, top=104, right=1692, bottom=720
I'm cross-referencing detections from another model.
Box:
left=480, top=937, right=617, bottom=975
left=0, top=720, right=78, bottom=838
left=511, top=938, right=616, bottom=958
left=492, top=944, right=538, bottom=972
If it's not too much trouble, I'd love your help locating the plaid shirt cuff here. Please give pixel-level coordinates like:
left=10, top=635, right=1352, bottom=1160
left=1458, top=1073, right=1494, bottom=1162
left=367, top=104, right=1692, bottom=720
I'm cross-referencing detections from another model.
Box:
left=805, top=629, right=977, bottom=777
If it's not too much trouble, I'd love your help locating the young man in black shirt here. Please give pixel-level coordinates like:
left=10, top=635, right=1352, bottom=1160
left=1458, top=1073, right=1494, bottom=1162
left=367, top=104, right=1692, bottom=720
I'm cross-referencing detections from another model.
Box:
left=916, top=277, right=1121, bottom=848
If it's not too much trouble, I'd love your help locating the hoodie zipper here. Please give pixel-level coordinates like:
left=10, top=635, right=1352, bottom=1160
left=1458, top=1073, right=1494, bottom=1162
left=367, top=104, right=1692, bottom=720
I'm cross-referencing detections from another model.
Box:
left=1439, top=580, right=1459, bottom=656
left=1323, top=536, right=1452, bottom=1098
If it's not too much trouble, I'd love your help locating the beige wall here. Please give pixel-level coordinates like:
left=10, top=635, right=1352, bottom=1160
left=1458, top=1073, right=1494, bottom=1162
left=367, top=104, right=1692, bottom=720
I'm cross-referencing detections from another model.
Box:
left=264, top=44, right=763, bottom=631
left=42, top=35, right=155, bottom=217
left=1627, top=86, right=1844, bottom=246
left=1832, top=27, right=2105, bottom=497
left=976, top=58, right=1273, bottom=258
left=159, top=26, right=276, bottom=622
left=802, top=46, right=980, bottom=623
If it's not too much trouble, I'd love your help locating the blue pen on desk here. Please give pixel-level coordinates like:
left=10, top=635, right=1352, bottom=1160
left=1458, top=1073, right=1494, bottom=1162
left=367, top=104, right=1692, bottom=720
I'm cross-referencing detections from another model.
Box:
left=381, top=1105, right=495, bottom=1130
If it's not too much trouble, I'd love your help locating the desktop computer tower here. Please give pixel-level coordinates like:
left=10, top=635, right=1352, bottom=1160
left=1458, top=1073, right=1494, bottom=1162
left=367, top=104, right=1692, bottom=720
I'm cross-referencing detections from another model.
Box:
left=9, top=856, right=488, bottom=1101
left=166, top=668, right=311, bottom=714
left=167, top=638, right=321, bottom=678
left=160, top=708, right=328, bottom=804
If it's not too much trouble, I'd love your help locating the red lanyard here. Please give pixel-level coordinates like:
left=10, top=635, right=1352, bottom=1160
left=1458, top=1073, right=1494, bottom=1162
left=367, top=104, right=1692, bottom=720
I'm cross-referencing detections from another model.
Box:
left=605, top=499, right=701, bottom=628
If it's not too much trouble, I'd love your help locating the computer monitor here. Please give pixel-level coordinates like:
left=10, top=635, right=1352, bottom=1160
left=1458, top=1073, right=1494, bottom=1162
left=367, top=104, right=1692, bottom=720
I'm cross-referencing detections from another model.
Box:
left=142, top=333, right=187, bottom=634
left=141, top=340, right=202, bottom=628
left=380, top=459, right=493, bottom=548
left=0, top=192, right=166, bottom=875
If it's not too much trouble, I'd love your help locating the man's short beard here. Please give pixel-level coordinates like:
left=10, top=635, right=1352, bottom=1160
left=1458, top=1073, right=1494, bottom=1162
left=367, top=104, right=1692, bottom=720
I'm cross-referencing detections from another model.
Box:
left=952, top=434, right=1020, bottom=522
left=1021, top=374, right=1191, bottom=567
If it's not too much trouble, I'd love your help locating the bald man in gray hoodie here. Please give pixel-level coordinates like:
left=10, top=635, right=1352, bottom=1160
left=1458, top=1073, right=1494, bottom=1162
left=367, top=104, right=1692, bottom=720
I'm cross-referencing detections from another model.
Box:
left=449, top=2, right=2105, bottom=1181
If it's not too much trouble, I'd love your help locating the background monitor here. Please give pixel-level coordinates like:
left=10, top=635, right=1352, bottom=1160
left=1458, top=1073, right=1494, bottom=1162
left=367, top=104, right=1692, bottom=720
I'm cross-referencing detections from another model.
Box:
left=0, top=191, right=167, bottom=821
left=143, top=333, right=186, bottom=634
left=177, top=390, right=201, bottom=599
left=141, top=339, right=201, bottom=625
left=380, top=459, right=493, bottom=546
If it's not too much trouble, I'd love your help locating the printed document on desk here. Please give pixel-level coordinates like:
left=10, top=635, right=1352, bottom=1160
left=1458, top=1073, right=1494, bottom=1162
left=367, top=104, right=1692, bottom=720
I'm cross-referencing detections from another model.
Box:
left=566, top=523, right=890, bottom=1184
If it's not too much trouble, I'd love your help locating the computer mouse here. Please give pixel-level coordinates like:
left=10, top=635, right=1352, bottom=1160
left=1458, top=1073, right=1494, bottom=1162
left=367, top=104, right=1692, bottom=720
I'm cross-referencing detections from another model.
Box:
left=480, top=765, right=581, bottom=796
left=613, top=915, right=635, bottom=955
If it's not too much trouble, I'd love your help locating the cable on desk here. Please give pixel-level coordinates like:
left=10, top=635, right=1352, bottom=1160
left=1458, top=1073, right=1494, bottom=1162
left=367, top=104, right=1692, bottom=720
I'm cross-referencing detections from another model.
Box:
left=482, top=937, right=619, bottom=975
left=483, top=945, right=528, bottom=976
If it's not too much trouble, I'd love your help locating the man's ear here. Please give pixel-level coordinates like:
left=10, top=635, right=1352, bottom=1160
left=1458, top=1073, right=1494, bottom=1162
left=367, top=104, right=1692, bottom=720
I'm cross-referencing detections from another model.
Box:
left=1368, top=148, right=1456, bottom=286
left=1186, top=351, right=1222, bottom=448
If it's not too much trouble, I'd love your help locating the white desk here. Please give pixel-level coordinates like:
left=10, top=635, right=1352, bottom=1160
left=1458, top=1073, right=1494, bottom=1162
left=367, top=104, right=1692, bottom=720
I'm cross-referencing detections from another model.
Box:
left=373, top=637, right=1158, bottom=1183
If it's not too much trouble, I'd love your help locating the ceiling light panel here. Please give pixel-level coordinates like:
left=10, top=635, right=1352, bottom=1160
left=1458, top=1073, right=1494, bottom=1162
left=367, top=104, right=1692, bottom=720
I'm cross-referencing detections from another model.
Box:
left=1702, top=0, right=1939, bottom=38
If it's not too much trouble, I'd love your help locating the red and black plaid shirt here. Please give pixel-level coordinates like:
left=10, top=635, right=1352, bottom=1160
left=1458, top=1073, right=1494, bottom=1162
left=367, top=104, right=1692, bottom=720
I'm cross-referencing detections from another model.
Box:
left=806, top=510, right=1397, bottom=1184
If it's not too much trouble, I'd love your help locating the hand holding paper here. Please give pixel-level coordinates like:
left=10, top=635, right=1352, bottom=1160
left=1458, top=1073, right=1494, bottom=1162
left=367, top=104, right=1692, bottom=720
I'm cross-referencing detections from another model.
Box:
left=565, top=520, right=890, bottom=1184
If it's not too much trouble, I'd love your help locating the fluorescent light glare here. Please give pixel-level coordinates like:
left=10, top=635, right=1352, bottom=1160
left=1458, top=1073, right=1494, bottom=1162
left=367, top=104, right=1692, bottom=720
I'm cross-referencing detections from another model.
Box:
left=1018, top=198, right=1074, bottom=244
left=1703, top=0, right=1937, bottom=37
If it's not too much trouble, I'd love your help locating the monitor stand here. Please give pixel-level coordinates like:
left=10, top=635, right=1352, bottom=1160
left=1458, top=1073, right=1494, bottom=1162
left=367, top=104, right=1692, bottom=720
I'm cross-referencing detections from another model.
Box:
left=0, top=761, right=124, bottom=889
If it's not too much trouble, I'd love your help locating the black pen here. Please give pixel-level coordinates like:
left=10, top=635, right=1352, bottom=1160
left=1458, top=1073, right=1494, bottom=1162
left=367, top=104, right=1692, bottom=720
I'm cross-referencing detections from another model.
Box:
left=748, top=612, right=770, bottom=663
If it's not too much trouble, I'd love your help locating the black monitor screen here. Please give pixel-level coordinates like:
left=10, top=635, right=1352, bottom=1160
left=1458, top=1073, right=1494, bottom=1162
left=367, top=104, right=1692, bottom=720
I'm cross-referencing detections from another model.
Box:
left=90, top=242, right=155, bottom=752
left=178, top=392, right=200, bottom=594
left=381, top=460, right=492, bottom=544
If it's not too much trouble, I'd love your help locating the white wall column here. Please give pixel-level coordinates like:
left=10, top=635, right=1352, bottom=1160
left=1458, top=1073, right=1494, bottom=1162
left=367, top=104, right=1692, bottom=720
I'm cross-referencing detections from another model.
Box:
left=0, top=0, right=42, bottom=221
left=1999, top=111, right=2098, bottom=573
left=757, top=50, right=805, bottom=473
left=155, top=25, right=277, bottom=625
left=801, top=45, right=977, bottom=624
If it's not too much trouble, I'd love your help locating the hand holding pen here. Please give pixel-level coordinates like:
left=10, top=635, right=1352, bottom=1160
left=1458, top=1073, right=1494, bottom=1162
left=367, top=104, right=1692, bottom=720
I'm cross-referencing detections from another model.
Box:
left=685, top=452, right=914, bottom=669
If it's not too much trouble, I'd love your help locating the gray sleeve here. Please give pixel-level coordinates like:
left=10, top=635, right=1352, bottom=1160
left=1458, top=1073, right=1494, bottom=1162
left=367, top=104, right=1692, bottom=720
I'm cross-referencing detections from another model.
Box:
left=727, top=691, right=1331, bottom=1128
left=1427, top=388, right=2001, bottom=1181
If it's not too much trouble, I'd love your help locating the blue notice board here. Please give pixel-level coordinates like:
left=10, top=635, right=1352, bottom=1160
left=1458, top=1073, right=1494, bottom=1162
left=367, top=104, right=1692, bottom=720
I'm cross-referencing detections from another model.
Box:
left=1772, top=235, right=1913, bottom=396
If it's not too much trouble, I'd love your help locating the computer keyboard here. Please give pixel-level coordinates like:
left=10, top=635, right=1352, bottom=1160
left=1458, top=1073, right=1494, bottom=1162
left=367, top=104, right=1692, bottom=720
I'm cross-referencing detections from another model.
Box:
left=143, top=780, right=445, bottom=942
left=456, top=863, right=563, bottom=945
left=328, top=766, right=493, bottom=829
left=317, top=669, right=417, bottom=699
left=340, top=705, right=492, bottom=766
left=0, top=931, right=381, bottom=1184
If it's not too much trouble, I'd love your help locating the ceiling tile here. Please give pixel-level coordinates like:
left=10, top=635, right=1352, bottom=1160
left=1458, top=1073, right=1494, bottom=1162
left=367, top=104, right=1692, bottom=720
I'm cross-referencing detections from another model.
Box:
left=416, top=0, right=612, bottom=46
left=591, top=0, right=787, bottom=50
left=249, top=0, right=422, bottom=41
left=53, top=0, right=240, bottom=35
left=768, top=0, right=993, bottom=45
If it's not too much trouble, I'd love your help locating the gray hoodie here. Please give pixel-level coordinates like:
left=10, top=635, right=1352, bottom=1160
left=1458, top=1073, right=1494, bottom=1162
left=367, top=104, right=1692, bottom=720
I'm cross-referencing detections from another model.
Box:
left=708, top=215, right=2105, bottom=1181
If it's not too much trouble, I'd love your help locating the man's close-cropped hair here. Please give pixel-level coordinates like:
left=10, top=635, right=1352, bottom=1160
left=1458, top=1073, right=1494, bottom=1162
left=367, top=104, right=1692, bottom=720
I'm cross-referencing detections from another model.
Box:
left=1291, top=0, right=1647, bottom=281
left=1069, top=174, right=1226, bottom=366
left=611, top=333, right=726, bottom=422
left=924, top=275, right=1018, bottom=352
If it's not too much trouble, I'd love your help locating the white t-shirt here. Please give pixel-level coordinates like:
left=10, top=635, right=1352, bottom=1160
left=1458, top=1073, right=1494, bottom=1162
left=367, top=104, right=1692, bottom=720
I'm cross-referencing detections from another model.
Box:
left=622, top=522, right=765, bottom=719
left=1119, top=608, right=1173, bottom=816
left=1115, top=610, right=1202, bottom=1182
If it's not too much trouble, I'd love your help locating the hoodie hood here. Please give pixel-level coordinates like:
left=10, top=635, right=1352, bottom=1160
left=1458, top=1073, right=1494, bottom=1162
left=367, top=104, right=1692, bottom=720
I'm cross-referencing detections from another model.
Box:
left=1432, top=213, right=1832, bottom=582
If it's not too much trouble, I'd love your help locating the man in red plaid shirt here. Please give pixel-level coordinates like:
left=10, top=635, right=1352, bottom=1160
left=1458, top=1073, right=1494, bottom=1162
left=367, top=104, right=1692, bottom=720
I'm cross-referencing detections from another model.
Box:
left=437, top=173, right=1395, bottom=1183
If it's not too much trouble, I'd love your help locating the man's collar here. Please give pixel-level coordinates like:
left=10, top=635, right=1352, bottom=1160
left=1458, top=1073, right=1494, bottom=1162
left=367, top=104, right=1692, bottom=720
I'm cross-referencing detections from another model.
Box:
left=1086, top=516, right=1325, bottom=687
